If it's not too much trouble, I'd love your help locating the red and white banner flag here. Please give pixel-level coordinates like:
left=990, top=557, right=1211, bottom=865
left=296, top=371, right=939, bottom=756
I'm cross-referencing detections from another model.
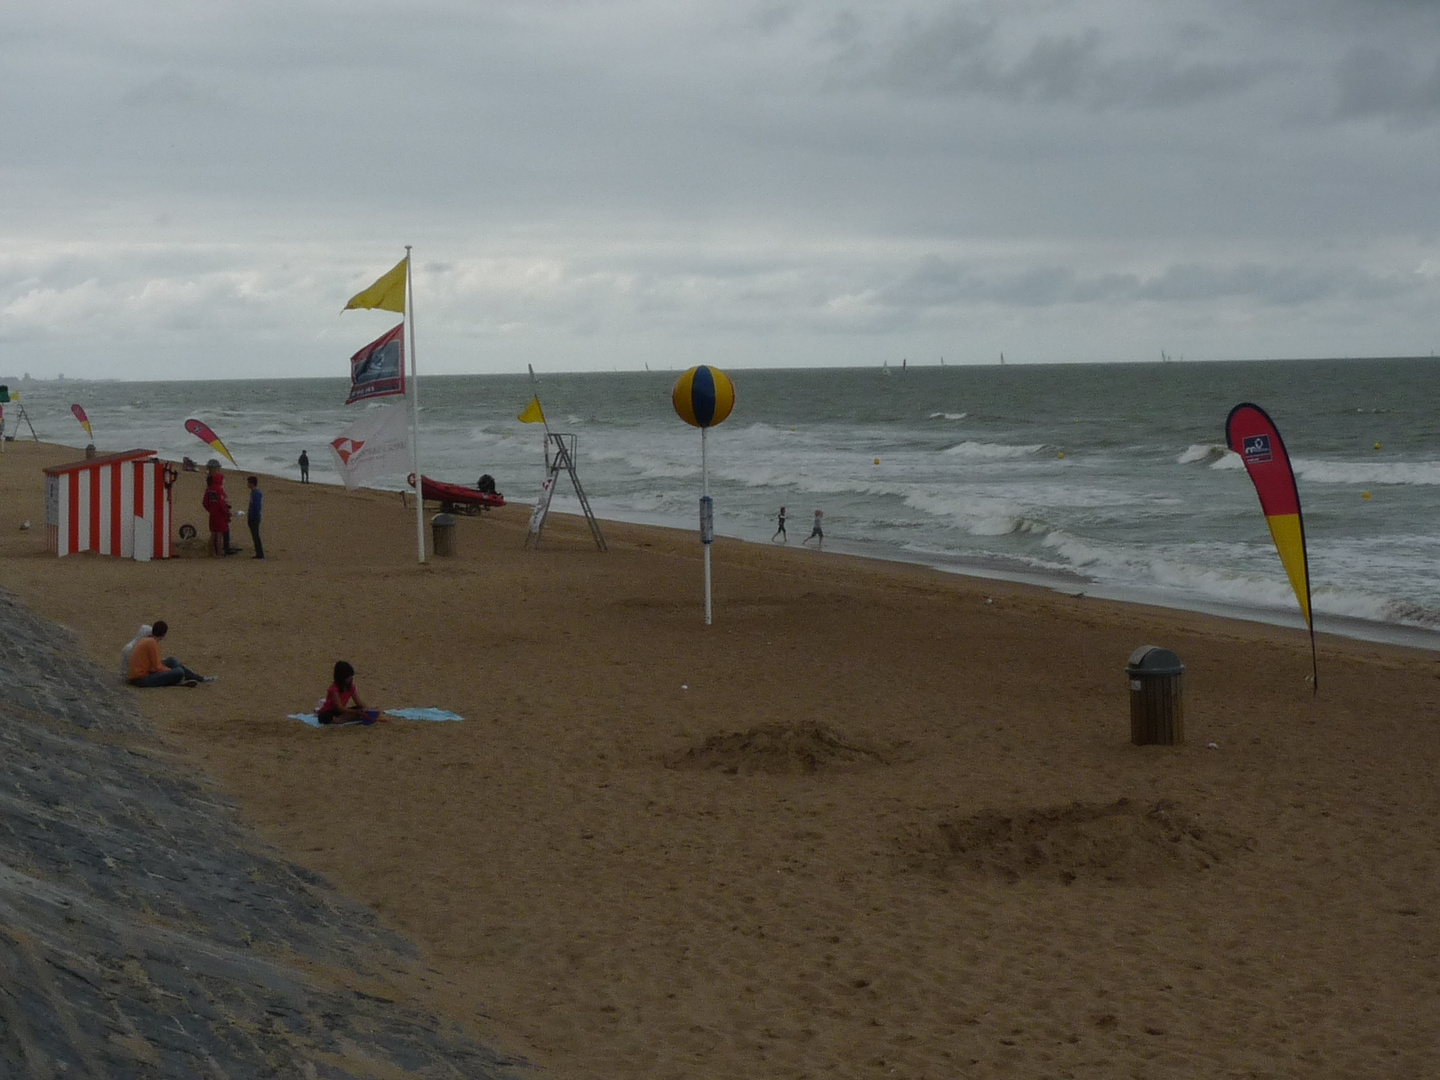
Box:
left=347, top=324, right=406, bottom=404
left=329, top=403, right=411, bottom=490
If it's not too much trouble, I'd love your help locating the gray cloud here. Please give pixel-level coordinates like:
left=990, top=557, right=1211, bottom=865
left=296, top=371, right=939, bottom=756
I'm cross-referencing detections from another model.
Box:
left=856, top=11, right=1269, bottom=109
left=0, top=0, right=1437, bottom=377
left=1333, top=47, right=1440, bottom=123
left=877, top=254, right=1419, bottom=311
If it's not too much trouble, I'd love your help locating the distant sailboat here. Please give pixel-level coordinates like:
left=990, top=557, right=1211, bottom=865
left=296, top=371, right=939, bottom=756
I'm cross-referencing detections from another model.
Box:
left=882, top=360, right=891, bottom=377
left=902, top=358, right=907, bottom=371
left=1000, top=353, right=1006, bottom=366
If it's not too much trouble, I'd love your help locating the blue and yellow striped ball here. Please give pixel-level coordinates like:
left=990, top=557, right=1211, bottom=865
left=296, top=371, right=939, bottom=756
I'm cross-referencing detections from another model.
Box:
left=672, top=365, right=736, bottom=428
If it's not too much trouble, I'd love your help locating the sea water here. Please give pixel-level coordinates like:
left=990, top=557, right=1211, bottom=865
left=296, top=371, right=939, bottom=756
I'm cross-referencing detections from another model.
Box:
left=8, top=357, right=1440, bottom=647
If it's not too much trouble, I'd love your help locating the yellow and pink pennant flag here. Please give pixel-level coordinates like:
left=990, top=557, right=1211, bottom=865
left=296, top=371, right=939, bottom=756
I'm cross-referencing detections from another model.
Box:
left=70, top=404, right=92, bottom=438
left=184, top=418, right=237, bottom=465
left=343, top=255, right=408, bottom=313
left=1226, top=402, right=1317, bottom=691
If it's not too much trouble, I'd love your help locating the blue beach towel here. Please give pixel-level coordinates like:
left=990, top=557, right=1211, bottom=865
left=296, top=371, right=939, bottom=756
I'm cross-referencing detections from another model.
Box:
left=286, top=708, right=463, bottom=727
left=286, top=713, right=365, bottom=728
left=384, top=708, right=463, bottom=722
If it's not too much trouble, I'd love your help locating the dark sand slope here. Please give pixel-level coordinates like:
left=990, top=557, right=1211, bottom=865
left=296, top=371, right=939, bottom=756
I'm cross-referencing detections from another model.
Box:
left=0, top=588, right=523, bottom=1078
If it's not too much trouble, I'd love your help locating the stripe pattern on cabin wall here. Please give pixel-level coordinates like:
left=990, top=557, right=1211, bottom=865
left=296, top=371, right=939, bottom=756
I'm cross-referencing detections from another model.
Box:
left=44, top=452, right=171, bottom=561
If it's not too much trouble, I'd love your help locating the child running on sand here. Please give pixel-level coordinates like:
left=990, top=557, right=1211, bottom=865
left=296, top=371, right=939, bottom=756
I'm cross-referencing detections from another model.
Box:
left=317, top=661, right=375, bottom=725
left=772, top=506, right=787, bottom=543
left=802, top=508, right=824, bottom=549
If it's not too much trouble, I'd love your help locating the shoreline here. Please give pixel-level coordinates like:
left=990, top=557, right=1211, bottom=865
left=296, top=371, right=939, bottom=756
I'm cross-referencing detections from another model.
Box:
left=4, top=437, right=1440, bottom=1078
left=14, top=432, right=1438, bottom=651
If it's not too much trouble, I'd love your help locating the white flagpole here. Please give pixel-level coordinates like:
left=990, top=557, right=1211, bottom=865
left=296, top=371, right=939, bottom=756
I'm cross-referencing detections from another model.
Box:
left=406, top=246, right=425, bottom=563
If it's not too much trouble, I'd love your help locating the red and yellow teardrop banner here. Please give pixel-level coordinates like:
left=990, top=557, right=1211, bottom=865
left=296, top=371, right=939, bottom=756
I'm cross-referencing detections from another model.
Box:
left=1225, top=402, right=1317, bottom=690
left=70, top=404, right=93, bottom=438
left=184, top=418, right=237, bottom=466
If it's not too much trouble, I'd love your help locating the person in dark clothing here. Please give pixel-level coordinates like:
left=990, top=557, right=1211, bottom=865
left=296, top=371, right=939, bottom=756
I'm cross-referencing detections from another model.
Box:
left=298, top=450, right=310, bottom=483
left=246, top=475, right=265, bottom=559
left=772, top=506, right=787, bottom=543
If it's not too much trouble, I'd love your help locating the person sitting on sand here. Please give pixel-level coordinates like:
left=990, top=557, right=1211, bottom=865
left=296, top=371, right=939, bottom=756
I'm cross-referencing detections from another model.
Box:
left=119, top=623, right=151, bottom=677
left=317, top=661, right=372, bottom=724
left=127, top=621, right=213, bottom=688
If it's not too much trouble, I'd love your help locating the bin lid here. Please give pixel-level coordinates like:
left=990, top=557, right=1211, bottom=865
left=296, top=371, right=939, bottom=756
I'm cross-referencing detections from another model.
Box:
left=431, top=513, right=456, bottom=526
left=1126, top=645, right=1184, bottom=676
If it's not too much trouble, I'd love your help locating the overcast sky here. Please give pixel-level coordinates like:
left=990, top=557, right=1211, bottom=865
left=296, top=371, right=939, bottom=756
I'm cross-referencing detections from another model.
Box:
left=3, top=0, right=1438, bottom=380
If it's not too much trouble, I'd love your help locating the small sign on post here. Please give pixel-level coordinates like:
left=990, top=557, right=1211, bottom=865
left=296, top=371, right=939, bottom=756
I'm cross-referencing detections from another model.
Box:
left=699, top=495, right=714, bottom=544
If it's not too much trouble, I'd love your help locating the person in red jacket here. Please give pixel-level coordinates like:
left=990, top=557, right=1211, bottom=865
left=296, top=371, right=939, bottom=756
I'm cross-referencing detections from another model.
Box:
left=203, top=466, right=230, bottom=557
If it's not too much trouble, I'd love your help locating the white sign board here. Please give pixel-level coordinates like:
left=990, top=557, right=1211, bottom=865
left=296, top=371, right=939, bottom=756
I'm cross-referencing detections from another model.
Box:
left=527, top=473, right=557, bottom=538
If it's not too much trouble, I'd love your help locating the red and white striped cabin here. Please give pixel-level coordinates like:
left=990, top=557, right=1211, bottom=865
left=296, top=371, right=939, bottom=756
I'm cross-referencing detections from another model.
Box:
left=43, top=450, right=173, bottom=561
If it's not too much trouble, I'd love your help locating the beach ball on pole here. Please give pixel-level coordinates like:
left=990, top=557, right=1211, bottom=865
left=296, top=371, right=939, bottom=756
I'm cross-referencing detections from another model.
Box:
left=672, top=365, right=736, bottom=626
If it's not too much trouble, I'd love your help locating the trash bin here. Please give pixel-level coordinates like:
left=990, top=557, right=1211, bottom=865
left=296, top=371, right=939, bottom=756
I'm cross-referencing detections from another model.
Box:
left=431, top=513, right=456, bottom=557
left=1126, top=645, right=1184, bottom=745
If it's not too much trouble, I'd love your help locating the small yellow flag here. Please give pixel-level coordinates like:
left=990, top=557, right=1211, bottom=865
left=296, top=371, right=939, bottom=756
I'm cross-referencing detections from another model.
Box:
left=344, top=256, right=408, bottom=313
left=517, top=396, right=546, bottom=424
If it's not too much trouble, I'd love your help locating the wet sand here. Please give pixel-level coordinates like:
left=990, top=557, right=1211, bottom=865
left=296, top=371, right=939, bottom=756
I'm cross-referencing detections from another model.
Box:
left=3, top=438, right=1438, bottom=1079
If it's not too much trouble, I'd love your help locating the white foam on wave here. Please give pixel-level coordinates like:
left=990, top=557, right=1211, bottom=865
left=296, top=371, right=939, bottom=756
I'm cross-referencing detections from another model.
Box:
left=902, top=489, right=1025, bottom=536
left=928, top=412, right=968, bottom=420
left=1177, top=443, right=1227, bottom=465
left=1291, top=457, right=1440, bottom=486
left=588, top=444, right=696, bottom=480
left=942, top=440, right=1045, bottom=460
left=464, top=426, right=511, bottom=447
left=1035, top=527, right=1416, bottom=625
left=1209, top=452, right=1243, bottom=470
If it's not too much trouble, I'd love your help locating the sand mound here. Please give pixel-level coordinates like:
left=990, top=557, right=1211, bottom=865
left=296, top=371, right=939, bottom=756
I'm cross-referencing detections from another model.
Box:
left=670, top=721, right=886, bottom=775
left=908, top=798, right=1247, bottom=885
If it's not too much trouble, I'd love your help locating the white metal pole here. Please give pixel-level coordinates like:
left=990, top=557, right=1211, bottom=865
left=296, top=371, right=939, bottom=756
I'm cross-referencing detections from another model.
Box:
left=406, top=246, right=425, bottom=564
left=702, top=425, right=712, bottom=626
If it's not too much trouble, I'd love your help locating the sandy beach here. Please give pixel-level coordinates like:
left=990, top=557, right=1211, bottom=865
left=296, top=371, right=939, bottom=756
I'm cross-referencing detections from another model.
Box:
left=3, top=438, right=1438, bottom=1079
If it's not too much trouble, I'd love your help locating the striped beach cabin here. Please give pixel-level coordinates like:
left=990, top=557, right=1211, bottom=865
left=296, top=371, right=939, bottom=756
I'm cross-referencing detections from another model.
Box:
left=43, top=450, right=173, bottom=561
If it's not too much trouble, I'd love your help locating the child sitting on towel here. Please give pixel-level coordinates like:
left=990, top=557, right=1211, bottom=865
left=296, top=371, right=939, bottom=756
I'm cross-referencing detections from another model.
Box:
left=317, top=661, right=371, bottom=724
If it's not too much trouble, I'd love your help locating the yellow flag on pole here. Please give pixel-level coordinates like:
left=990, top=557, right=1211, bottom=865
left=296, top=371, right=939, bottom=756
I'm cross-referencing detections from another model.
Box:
left=517, top=396, right=546, bottom=424
left=344, top=256, right=408, bottom=313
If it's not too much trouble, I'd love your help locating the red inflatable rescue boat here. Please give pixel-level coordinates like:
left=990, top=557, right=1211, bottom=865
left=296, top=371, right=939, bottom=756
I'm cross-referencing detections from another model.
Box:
left=407, top=474, right=505, bottom=510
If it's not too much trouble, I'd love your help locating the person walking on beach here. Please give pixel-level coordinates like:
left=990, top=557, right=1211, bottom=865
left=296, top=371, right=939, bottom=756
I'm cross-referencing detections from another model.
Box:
left=202, top=465, right=231, bottom=557
left=772, top=506, right=788, bottom=543
left=298, top=450, right=310, bottom=483
left=127, top=621, right=214, bottom=687
left=802, top=508, right=824, bottom=549
left=246, top=475, right=265, bottom=559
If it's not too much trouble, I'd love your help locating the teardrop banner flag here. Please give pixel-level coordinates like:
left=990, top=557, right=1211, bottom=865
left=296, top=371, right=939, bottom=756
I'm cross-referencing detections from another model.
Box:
left=70, top=404, right=92, bottom=438
left=1225, top=402, right=1317, bottom=692
left=184, top=418, right=237, bottom=466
